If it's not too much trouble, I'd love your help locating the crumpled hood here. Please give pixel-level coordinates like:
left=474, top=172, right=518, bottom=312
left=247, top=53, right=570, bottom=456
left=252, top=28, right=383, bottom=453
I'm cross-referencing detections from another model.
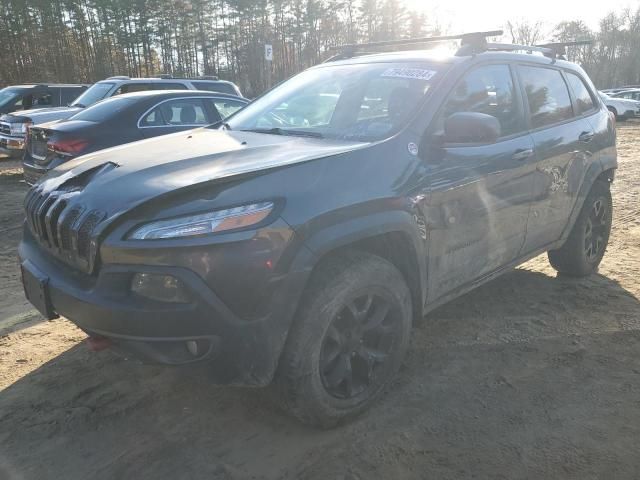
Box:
left=36, top=127, right=366, bottom=220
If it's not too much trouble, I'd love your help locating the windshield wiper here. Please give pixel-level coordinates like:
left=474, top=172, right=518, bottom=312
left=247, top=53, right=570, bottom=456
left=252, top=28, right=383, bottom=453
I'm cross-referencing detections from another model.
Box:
left=240, top=127, right=323, bottom=138
left=71, top=103, right=85, bottom=108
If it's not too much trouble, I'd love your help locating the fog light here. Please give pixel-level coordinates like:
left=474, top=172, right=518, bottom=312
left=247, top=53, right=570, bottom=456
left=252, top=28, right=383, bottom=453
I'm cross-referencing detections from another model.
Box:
left=131, top=273, right=190, bottom=303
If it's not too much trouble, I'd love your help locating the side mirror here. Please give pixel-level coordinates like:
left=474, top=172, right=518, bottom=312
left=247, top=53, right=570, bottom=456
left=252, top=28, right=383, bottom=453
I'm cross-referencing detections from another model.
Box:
left=444, top=112, right=501, bottom=144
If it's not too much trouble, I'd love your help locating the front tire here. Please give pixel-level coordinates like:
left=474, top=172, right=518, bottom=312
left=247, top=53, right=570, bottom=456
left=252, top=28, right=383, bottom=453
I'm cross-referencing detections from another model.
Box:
left=275, top=250, right=412, bottom=427
left=548, top=180, right=612, bottom=276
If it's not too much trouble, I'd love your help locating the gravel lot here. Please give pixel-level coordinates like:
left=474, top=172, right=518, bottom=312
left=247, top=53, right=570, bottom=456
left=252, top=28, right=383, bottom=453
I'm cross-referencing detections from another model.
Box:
left=1, top=125, right=640, bottom=479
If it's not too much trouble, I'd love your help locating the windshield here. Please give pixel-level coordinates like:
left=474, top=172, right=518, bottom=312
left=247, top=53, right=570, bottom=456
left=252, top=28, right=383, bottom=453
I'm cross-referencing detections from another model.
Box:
left=0, top=88, right=20, bottom=108
left=226, top=62, right=441, bottom=141
left=71, top=82, right=115, bottom=107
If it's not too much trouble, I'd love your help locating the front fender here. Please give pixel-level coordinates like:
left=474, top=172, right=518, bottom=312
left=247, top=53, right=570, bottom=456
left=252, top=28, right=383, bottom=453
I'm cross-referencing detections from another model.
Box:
left=292, top=209, right=427, bottom=312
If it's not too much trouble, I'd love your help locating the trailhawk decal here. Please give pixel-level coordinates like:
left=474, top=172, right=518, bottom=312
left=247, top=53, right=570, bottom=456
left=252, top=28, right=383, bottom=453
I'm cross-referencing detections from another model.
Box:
left=381, top=68, right=437, bottom=81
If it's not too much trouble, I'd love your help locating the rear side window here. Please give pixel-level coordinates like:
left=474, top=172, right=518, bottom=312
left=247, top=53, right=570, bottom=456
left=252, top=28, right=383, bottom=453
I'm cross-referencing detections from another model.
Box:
left=114, top=83, right=153, bottom=95
left=210, top=98, right=246, bottom=118
left=436, top=64, right=521, bottom=137
left=61, top=87, right=84, bottom=106
left=32, top=91, right=53, bottom=107
left=519, top=66, right=573, bottom=128
left=192, top=81, right=236, bottom=95
left=565, top=72, right=595, bottom=115
left=153, top=83, right=188, bottom=90
left=71, top=96, right=135, bottom=122
left=140, top=98, right=210, bottom=127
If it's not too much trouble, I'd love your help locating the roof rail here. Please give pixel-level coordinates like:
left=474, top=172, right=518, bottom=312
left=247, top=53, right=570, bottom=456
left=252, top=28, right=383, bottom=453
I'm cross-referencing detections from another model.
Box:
left=480, top=43, right=555, bottom=57
left=157, top=73, right=173, bottom=79
left=535, top=40, right=592, bottom=59
left=106, top=75, right=130, bottom=80
left=198, top=75, right=219, bottom=80
left=324, top=30, right=503, bottom=62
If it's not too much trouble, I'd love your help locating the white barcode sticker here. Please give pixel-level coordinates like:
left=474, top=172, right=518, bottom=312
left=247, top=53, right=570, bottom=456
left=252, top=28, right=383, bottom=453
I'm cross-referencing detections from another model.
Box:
left=381, top=68, right=437, bottom=81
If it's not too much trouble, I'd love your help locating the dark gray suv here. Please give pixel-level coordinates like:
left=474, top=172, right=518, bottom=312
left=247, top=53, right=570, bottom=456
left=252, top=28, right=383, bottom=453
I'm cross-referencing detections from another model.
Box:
left=20, top=33, right=616, bottom=427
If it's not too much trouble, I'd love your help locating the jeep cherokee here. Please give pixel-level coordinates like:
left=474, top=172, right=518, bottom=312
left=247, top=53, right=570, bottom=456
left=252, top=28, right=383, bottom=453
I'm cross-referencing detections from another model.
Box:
left=19, top=32, right=616, bottom=427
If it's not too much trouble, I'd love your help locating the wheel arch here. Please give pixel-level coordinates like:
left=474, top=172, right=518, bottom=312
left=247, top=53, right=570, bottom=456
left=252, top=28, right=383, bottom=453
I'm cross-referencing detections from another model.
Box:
left=295, top=210, right=428, bottom=323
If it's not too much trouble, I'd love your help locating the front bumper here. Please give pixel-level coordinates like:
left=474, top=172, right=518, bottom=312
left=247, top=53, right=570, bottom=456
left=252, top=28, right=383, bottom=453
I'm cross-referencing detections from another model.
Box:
left=19, top=224, right=314, bottom=385
left=22, top=160, right=48, bottom=185
left=0, top=134, right=25, bottom=158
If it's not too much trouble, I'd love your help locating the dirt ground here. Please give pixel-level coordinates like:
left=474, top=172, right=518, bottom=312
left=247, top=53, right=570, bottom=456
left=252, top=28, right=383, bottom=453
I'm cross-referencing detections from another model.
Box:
left=2, top=125, right=640, bottom=480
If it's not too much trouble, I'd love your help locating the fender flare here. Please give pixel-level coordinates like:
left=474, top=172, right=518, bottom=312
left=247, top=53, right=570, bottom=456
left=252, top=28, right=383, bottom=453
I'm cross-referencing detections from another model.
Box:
left=558, top=156, right=616, bottom=245
left=296, top=209, right=427, bottom=311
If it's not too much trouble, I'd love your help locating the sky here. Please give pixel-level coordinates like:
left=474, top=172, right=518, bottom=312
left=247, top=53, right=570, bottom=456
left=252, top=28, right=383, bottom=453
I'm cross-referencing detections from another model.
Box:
left=406, top=0, right=640, bottom=38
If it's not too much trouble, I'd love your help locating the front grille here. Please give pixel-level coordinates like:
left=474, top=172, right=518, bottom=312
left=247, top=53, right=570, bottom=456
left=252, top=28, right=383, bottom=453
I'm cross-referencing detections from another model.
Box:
left=29, top=133, right=49, bottom=161
left=0, top=122, right=10, bottom=136
left=24, top=187, right=106, bottom=273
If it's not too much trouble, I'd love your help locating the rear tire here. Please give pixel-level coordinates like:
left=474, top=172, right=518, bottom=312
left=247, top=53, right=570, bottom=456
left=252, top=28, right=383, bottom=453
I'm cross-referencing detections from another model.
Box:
left=275, top=250, right=412, bottom=427
left=548, top=180, right=612, bottom=276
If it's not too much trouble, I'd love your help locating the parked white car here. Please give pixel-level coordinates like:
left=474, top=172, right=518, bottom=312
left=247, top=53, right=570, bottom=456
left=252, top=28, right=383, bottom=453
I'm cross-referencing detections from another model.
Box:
left=598, top=91, right=640, bottom=120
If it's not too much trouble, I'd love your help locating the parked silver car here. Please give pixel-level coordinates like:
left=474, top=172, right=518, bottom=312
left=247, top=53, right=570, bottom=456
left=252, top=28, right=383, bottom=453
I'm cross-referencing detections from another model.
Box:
left=598, top=91, right=640, bottom=120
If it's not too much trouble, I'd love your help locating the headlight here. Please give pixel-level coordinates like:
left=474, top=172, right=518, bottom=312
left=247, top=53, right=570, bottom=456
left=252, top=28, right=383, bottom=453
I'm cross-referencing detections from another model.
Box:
left=128, top=202, right=274, bottom=240
left=9, top=122, right=31, bottom=136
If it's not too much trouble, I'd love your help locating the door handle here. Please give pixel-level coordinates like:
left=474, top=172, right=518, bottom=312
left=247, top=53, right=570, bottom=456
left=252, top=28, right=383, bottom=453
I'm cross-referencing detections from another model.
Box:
left=579, top=131, right=594, bottom=143
left=512, top=148, right=534, bottom=161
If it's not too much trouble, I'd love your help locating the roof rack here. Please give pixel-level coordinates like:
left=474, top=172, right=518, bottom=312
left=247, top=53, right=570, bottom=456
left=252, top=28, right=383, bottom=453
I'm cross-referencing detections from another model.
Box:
left=535, top=40, right=592, bottom=59
left=325, top=30, right=503, bottom=62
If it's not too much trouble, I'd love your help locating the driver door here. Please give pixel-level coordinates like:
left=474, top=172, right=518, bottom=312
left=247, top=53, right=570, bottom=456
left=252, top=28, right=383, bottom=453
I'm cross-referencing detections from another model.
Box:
left=422, top=63, right=537, bottom=301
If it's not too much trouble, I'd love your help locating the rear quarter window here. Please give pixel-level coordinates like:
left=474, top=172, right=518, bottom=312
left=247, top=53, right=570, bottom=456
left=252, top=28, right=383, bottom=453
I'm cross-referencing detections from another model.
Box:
left=153, top=83, right=189, bottom=90
left=519, top=65, right=573, bottom=128
left=71, top=97, right=136, bottom=122
left=192, top=82, right=236, bottom=95
left=565, top=72, right=596, bottom=115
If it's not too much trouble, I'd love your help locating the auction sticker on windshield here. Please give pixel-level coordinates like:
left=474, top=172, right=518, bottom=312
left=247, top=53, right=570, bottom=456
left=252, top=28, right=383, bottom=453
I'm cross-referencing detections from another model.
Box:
left=381, top=68, right=437, bottom=81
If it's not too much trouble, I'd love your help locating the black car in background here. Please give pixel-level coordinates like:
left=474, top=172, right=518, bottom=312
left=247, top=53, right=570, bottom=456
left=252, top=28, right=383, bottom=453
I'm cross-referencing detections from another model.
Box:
left=0, top=84, right=88, bottom=157
left=3, top=76, right=244, bottom=160
left=23, top=90, right=248, bottom=184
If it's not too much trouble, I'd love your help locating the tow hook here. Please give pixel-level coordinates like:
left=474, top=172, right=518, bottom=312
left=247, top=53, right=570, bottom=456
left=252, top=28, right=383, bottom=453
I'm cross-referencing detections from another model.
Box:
left=86, top=335, right=112, bottom=352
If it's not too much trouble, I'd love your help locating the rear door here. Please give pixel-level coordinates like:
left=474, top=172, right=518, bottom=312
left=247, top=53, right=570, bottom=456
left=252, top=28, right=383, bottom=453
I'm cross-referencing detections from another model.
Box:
left=138, top=97, right=214, bottom=138
left=517, top=65, right=597, bottom=252
left=423, top=63, right=537, bottom=301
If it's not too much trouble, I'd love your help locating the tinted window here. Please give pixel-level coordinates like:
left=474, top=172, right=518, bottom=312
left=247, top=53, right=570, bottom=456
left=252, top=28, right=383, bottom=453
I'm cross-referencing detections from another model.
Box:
left=140, top=98, right=210, bottom=126
left=61, top=87, right=84, bottom=106
left=115, top=83, right=153, bottom=95
left=71, top=96, right=136, bottom=122
left=210, top=98, right=246, bottom=118
left=436, top=64, right=520, bottom=137
left=32, top=91, right=53, bottom=107
left=520, top=66, right=573, bottom=128
left=71, top=82, right=114, bottom=107
left=153, top=83, right=188, bottom=90
left=192, top=82, right=236, bottom=95
left=566, top=72, right=595, bottom=115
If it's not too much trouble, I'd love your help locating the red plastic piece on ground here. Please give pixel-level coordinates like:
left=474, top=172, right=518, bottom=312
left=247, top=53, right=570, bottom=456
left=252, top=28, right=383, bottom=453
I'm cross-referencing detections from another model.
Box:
left=86, top=335, right=112, bottom=352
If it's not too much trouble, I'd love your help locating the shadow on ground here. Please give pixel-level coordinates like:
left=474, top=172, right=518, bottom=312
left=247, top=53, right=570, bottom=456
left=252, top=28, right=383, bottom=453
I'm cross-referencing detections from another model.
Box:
left=2, top=268, right=640, bottom=480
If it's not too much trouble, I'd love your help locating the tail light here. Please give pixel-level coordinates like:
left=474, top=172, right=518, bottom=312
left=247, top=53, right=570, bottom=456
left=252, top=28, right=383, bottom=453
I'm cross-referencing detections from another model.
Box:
left=47, top=138, right=89, bottom=156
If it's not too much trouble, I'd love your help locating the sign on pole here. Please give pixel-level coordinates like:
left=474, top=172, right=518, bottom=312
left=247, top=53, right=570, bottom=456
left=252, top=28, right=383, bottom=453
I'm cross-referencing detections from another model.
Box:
left=265, top=44, right=273, bottom=62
